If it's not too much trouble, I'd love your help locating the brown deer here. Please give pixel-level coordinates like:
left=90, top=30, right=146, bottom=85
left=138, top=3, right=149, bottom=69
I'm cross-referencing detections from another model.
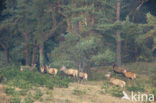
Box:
left=79, top=72, right=88, bottom=81
left=105, top=72, right=126, bottom=88
left=40, top=65, right=45, bottom=73
left=60, top=66, right=78, bottom=78
left=45, top=65, right=58, bottom=75
left=20, top=64, right=36, bottom=71
left=122, top=69, right=136, bottom=80
left=113, top=64, right=126, bottom=74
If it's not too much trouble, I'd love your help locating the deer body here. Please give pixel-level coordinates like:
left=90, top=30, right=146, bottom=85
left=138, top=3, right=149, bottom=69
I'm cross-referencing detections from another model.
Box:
left=60, top=66, right=78, bottom=78
left=113, top=64, right=125, bottom=74
left=123, top=70, right=136, bottom=80
left=79, top=72, right=88, bottom=80
left=105, top=72, right=126, bottom=88
left=45, top=66, right=58, bottom=75
left=110, top=78, right=126, bottom=88
left=40, top=65, right=45, bottom=73
left=20, top=64, right=36, bottom=71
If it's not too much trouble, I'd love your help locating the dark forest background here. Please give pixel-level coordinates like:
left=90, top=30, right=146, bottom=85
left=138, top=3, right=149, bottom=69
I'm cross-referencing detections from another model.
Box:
left=0, top=0, right=156, bottom=73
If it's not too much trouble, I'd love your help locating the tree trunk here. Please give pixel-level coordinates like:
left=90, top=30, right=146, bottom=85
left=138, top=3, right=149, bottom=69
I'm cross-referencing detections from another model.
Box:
left=57, top=0, right=70, bottom=32
left=0, top=42, right=9, bottom=66
left=4, top=48, right=8, bottom=66
left=23, top=32, right=29, bottom=66
left=116, top=2, right=121, bottom=66
left=32, top=45, right=37, bottom=65
left=132, top=0, right=148, bottom=22
left=39, top=44, right=44, bottom=66
left=87, top=62, right=91, bottom=77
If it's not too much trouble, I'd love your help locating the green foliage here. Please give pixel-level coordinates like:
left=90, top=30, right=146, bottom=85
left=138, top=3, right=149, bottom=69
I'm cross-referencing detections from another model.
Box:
left=72, top=89, right=87, bottom=95
left=100, top=80, right=110, bottom=95
left=0, top=0, right=155, bottom=68
left=0, top=66, right=70, bottom=89
left=19, top=89, right=28, bottom=96
left=150, top=71, right=156, bottom=87
left=8, top=79, right=32, bottom=89
left=51, top=32, right=115, bottom=70
left=24, top=93, right=34, bottom=103
left=126, top=83, right=145, bottom=92
left=101, top=80, right=124, bottom=97
left=91, top=49, right=115, bottom=65
left=101, top=80, right=109, bottom=90
left=151, top=89, right=156, bottom=101
left=5, top=87, right=16, bottom=96
left=109, top=87, right=123, bottom=97
left=10, top=96, right=21, bottom=103
left=33, top=89, right=43, bottom=100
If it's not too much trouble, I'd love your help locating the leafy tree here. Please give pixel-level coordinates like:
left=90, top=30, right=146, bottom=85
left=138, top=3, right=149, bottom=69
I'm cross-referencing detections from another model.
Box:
left=145, top=13, right=156, bottom=51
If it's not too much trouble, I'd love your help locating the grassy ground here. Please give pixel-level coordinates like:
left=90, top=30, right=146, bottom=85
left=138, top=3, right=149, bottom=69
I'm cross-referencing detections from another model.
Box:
left=0, top=62, right=156, bottom=103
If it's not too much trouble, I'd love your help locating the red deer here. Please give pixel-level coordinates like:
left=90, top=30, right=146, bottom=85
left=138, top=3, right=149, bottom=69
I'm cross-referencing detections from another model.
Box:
left=45, top=65, right=58, bottom=75
left=105, top=73, right=126, bottom=88
left=20, top=64, right=36, bottom=71
left=60, top=66, right=78, bottom=78
left=122, top=70, right=136, bottom=80
left=113, top=64, right=125, bottom=74
left=79, top=72, right=88, bottom=81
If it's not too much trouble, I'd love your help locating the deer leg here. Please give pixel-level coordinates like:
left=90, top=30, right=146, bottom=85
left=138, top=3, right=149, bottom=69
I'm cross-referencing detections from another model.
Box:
left=127, top=79, right=130, bottom=85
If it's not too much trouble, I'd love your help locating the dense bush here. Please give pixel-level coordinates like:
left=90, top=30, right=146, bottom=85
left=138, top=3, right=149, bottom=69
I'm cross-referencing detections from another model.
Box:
left=150, top=67, right=156, bottom=87
left=126, top=83, right=145, bottom=92
left=100, top=82, right=123, bottom=97
left=5, top=87, right=16, bottom=96
left=24, top=93, right=34, bottom=103
left=0, top=66, right=70, bottom=89
left=152, top=89, right=156, bottom=101
left=72, top=89, right=87, bottom=95
left=10, top=96, right=21, bottom=103
left=33, top=89, right=43, bottom=100
left=109, top=87, right=123, bottom=97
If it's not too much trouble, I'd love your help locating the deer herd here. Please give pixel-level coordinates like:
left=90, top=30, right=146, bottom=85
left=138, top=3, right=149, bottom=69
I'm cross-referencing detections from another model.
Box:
left=105, top=64, right=136, bottom=88
left=20, top=64, right=88, bottom=81
left=20, top=64, right=136, bottom=87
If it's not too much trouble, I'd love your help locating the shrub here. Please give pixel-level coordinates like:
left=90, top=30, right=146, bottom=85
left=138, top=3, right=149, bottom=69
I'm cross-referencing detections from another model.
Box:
left=109, top=87, right=123, bottom=97
left=72, top=89, right=86, bottom=95
left=33, top=89, right=43, bottom=100
left=7, top=79, right=32, bottom=89
left=0, top=67, right=70, bottom=89
left=150, top=67, right=156, bottom=87
left=101, top=80, right=109, bottom=89
left=126, top=82, right=145, bottom=92
left=65, top=99, right=71, bottom=103
left=51, top=76, right=69, bottom=88
left=5, top=87, right=16, bottom=96
left=151, top=89, right=156, bottom=101
left=99, top=90, right=106, bottom=95
left=10, top=96, right=21, bottom=103
left=19, top=89, right=28, bottom=96
left=24, top=93, right=34, bottom=103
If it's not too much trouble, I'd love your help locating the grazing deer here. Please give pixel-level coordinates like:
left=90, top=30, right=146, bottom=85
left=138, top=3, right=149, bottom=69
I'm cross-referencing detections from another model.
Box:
left=60, top=66, right=78, bottom=78
left=79, top=72, right=88, bottom=81
left=78, top=72, right=88, bottom=83
left=113, top=64, right=126, bottom=74
left=122, top=69, right=136, bottom=81
left=40, top=65, right=45, bottom=73
left=20, top=64, right=36, bottom=71
left=45, top=65, right=58, bottom=75
left=105, top=72, right=126, bottom=88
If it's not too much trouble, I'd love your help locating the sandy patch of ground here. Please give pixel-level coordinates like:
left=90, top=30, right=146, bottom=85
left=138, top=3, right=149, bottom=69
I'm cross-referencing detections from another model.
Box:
left=51, top=82, right=135, bottom=103
left=0, top=83, right=140, bottom=103
left=0, top=84, right=9, bottom=103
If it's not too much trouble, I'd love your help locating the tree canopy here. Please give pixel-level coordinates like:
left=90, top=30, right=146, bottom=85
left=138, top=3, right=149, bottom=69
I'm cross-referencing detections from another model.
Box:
left=0, top=0, right=156, bottom=73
